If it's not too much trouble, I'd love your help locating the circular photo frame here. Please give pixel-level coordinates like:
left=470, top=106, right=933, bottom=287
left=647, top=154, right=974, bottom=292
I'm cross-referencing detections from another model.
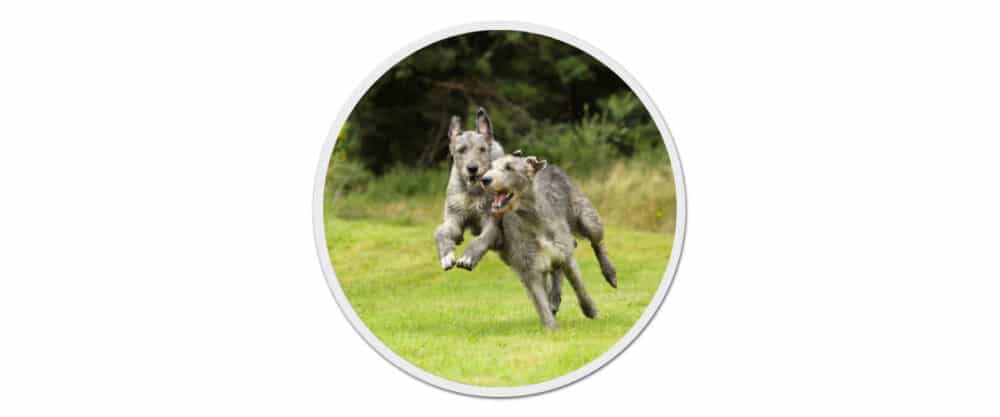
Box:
left=313, top=21, right=686, bottom=397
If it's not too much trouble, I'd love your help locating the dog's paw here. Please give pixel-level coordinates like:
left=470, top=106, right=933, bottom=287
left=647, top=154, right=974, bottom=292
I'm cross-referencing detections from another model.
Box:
left=456, top=254, right=476, bottom=270
left=549, top=296, right=562, bottom=316
left=440, top=253, right=456, bottom=271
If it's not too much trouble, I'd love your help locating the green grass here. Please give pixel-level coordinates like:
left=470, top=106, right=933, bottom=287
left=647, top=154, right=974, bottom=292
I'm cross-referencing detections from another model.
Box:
left=325, top=216, right=673, bottom=387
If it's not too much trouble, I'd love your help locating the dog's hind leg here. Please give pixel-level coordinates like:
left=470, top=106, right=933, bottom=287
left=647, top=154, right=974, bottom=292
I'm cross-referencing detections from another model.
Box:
left=576, top=204, right=618, bottom=288
left=564, top=258, right=598, bottom=319
left=546, top=271, right=563, bottom=315
left=522, top=272, right=558, bottom=330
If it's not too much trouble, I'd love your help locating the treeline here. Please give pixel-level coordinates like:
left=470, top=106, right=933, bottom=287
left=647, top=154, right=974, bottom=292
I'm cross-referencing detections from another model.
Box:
left=334, top=31, right=667, bottom=176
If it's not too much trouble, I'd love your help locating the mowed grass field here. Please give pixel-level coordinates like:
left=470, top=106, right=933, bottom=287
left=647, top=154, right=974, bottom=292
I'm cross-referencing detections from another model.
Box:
left=324, top=216, right=673, bottom=387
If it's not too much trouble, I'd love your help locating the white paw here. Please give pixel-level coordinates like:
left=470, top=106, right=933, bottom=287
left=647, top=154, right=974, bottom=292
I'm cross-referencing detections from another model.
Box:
left=456, top=255, right=473, bottom=270
left=440, top=253, right=456, bottom=270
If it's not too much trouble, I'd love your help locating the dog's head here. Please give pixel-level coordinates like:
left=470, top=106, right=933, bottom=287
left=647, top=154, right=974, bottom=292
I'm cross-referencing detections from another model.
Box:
left=480, top=151, right=547, bottom=217
left=448, top=108, right=496, bottom=186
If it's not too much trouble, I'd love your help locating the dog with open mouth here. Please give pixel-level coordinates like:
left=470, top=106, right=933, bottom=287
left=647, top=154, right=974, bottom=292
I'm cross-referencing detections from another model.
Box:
left=459, top=149, right=619, bottom=283
left=472, top=153, right=617, bottom=329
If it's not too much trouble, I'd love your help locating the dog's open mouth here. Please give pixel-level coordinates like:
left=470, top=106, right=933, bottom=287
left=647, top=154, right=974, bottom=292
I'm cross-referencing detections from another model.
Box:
left=492, top=190, right=514, bottom=211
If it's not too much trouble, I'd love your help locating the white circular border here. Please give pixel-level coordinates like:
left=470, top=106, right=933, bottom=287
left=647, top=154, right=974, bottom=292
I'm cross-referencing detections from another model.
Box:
left=313, top=21, right=687, bottom=398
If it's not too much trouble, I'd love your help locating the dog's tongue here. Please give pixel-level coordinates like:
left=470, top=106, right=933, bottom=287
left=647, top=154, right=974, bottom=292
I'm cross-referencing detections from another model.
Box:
left=492, top=192, right=508, bottom=209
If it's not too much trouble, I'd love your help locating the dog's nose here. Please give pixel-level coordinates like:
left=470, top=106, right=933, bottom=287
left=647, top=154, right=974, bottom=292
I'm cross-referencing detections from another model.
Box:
left=481, top=176, right=492, bottom=186
left=466, top=164, right=479, bottom=175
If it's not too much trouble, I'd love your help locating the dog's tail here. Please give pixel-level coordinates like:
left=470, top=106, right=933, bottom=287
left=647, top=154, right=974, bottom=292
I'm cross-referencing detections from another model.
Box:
left=591, top=240, right=618, bottom=288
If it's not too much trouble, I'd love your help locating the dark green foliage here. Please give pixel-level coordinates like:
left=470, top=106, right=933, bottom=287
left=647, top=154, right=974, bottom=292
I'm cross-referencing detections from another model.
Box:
left=335, top=31, right=663, bottom=175
left=326, top=31, right=676, bottom=232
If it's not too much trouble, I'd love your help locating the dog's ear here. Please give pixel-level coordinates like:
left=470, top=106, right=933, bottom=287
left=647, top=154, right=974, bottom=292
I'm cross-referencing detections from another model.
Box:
left=525, top=156, right=547, bottom=175
left=476, top=107, right=493, bottom=140
left=512, top=149, right=523, bottom=157
left=448, top=115, right=461, bottom=142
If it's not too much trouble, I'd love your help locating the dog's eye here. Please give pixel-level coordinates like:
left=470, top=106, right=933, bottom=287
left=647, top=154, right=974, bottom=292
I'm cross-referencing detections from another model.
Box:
left=457, top=146, right=467, bottom=153
left=479, top=146, right=486, bottom=153
left=505, top=163, right=512, bottom=171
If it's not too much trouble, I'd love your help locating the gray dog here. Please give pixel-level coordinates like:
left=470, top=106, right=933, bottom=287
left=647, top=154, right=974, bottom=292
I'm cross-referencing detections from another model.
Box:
left=434, top=108, right=505, bottom=271
left=435, top=109, right=617, bottom=321
left=476, top=153, right=617, bottom=329
left=433, top=109, right=567, bottom=313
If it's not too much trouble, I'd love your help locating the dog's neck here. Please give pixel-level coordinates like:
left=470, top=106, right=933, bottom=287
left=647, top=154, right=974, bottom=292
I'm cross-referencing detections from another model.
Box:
left=505, top=187, right=545, bottom=231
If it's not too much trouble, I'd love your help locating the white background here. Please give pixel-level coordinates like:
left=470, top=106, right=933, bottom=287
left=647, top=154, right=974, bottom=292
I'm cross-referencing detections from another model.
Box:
left=2, top=1, right=998, bottom=415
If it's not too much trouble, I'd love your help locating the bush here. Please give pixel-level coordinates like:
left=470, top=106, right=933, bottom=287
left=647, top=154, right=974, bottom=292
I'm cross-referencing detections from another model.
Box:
left=339, top=31, right=636, bottom=174
left=513, top=92, right=668, bottom=177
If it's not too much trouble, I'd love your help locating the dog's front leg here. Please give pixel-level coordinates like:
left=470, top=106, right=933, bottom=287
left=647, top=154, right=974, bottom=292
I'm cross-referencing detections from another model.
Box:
left=434, top=218, right=463, bottom=270
left=456, top=217, right=500, bottom=270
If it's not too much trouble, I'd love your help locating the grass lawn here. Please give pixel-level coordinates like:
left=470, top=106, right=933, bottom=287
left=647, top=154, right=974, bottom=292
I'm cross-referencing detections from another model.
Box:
left=325, top=216, right=673, bottom=387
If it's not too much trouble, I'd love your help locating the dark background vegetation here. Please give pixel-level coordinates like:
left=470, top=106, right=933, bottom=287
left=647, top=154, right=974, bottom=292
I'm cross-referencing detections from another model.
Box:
left=326, top=30, right=676, bottom=233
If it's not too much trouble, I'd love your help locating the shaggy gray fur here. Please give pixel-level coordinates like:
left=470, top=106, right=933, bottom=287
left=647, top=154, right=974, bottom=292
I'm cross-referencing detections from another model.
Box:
left=434, top=108, right=505, bottom=270
left=434, top=109, right=567, bottom=315
left=477, top=154, right=615, bottom=330
left=457, top=148, right=619, bottom=292
left=435, top=108, right=616, bottom=326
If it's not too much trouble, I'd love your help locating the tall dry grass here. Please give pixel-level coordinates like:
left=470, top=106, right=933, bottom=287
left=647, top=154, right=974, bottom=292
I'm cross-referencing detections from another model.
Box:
left=577, top=161, right=675, bottom=234
left=325, top=160, right=675, bottom=234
